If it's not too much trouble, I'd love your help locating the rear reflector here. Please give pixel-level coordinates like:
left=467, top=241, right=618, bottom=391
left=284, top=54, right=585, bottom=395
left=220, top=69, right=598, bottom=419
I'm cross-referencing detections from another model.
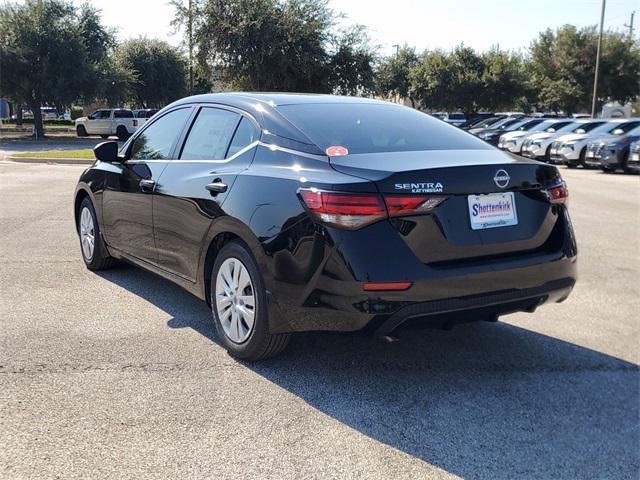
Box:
left=363, top=281, right=412, bottom=291
left=298, top=188, right=447, bottom=230
left=547, top=183, right=569, bottom=205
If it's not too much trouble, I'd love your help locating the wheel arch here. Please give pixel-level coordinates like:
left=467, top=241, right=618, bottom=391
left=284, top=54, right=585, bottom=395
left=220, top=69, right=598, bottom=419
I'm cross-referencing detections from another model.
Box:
left=73, top=185, right=94, bottom=234
left=199, top=217, right=268, bottom=306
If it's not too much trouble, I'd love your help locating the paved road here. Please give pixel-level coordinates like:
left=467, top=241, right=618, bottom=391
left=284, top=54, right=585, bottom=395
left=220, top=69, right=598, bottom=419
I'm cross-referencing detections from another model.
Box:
left=0, top=161, right=638, bottom=479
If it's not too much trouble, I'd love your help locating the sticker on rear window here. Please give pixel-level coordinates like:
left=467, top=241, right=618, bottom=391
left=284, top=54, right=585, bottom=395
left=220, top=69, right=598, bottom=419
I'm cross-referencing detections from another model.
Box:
left=326, top=145, right=348, bottom=156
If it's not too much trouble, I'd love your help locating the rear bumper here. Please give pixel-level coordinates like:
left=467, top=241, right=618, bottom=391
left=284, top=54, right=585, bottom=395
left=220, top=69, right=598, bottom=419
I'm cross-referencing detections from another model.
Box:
left=373, top=277, right=575, bottom=336
left=267, top=243, right=578, bottom=334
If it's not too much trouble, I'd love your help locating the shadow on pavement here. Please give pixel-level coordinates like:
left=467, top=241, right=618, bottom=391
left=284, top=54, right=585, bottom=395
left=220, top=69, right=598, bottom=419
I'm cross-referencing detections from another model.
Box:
left=99, top=263, right=639, bottom=479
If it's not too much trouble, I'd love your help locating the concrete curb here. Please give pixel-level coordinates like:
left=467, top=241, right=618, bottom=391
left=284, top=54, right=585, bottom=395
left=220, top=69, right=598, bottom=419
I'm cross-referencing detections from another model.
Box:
left=7, top=155, right=94, bottom=165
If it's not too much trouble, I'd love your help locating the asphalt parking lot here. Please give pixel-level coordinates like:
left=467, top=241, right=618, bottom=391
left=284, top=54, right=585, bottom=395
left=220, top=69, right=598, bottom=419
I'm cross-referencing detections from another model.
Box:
left=0, top=160, right=638, bottom=479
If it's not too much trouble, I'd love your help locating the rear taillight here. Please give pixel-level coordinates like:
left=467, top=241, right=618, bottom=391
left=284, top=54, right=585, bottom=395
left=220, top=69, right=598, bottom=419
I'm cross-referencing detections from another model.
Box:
left=547, top=183, right=569, bottom=205
left=298, top=188, right=446, bottom=230
left=384, top=195, right=447, bottom=217
left=298, top=189, right=386, bottom=229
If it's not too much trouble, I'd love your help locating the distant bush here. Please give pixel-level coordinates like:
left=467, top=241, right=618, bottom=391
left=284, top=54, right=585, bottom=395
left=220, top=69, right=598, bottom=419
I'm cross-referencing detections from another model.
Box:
left=4, top=119, right=74, bottom=126
left=71, top=106, right=83, bottom=120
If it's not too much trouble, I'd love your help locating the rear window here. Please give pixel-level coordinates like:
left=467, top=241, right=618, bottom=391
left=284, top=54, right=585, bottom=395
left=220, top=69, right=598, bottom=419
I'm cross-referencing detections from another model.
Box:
left=278, top=104, right=490, bottom=154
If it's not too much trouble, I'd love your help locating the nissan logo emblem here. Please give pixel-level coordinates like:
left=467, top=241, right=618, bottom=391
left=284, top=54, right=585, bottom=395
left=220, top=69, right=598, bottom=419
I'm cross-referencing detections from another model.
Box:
left=493, top=169, right=510, bottom=188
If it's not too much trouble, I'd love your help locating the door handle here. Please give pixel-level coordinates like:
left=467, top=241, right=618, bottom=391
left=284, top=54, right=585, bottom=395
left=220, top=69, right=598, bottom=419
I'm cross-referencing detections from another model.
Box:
left=139, top=179, right=156, bottom=193
left=206, top=180, right=228, bottom=194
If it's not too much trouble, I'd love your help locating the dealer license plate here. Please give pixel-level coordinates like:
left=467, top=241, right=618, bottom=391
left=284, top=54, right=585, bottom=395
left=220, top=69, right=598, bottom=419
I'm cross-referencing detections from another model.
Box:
left=468, top=192, right=518, bottom=230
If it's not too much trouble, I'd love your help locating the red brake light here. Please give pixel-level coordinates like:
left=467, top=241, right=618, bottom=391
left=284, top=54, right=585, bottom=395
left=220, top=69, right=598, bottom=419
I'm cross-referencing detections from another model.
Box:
left=299, top=189, right=447, bottom=230
left=298, top=189, right=386, bottom=230
left=547, top=183, right=569, bottom=205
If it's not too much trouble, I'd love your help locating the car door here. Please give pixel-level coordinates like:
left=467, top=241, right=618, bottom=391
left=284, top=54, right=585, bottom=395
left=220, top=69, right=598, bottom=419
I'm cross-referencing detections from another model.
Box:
left=153, top=106, right=261, bottom=281
left=101, top=107, right=193, bottom=264
left=84, top=110, right=104, bottom=134
left=96, top=110, right=113, bottom=134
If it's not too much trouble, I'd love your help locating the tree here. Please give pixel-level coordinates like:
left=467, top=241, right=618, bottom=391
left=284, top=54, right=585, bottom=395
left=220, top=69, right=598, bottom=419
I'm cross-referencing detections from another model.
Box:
left=529, top=25, right=640, bottom=114
left=115, top=39, right=187, bottom=108
left=410, top=45, right=533, bottom=115
left=376, top=45, right=418, bottom=106
left=481, top=48, right=529, bottom=112
left=171, top=0, right=376, bottom=94
left=410, top=46, right=484, bottom=115
left=0, top=0, right=115, bottom=136
left=328, top=26, right=377, bottom=96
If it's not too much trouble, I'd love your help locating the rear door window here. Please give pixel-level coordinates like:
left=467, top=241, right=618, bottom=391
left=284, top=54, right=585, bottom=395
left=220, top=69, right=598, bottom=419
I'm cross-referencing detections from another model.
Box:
left=180, top=107, right=240, bottom=160
left=114, top=110, right=134, bottom=118
left=226, top=117, right=260, bottom=158
left=129, top=108, right=192, bottom=160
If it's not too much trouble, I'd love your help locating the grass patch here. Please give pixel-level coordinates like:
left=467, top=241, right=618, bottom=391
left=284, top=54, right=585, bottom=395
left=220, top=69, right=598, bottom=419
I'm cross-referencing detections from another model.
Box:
left=13, top=149, right=94, bottom=159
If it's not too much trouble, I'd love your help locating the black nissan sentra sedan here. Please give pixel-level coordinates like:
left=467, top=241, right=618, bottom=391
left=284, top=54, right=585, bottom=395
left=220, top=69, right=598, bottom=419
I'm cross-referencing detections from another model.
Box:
left=74, top=93, right=577, bottom=360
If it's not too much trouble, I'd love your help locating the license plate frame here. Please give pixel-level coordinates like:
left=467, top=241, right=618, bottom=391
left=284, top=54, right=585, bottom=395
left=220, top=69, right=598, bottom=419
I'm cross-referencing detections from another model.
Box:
left=467, top=192, right=518, bottom=230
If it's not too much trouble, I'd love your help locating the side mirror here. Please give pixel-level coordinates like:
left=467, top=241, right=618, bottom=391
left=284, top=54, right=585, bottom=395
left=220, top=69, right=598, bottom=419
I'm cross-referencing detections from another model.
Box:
left=93, top=141, right=120, bottom=162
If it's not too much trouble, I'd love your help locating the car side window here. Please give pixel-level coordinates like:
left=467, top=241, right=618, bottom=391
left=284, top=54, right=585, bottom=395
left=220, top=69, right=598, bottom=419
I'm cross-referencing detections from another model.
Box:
left=98, top=110, right=111, bottom=119
left=226, top=117, right=260, bottom=158
left=114, top=110, right=133, bottom=118
left=130, top=108, right=191, bottom=160
left=180, top=108, right=240, bottom=160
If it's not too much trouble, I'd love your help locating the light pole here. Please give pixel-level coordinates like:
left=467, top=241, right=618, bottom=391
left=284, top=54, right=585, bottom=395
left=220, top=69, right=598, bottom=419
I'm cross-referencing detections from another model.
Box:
left=591, top=0, right=606, bottom=118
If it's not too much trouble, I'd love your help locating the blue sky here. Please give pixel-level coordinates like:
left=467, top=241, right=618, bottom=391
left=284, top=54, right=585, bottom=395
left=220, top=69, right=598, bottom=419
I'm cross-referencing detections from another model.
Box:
left=65, top=0, right=637, bottom=54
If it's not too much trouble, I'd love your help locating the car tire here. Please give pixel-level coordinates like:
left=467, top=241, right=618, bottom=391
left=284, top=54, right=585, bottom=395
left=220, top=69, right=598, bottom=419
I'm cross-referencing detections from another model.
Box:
left=578, top=147, right=587, bottom=167
left=544, top=145, right=552, bottom=163
left=210, top=240, right=290, bottom=361
left=621, top=151, right=631, bottom=174
left=76, top=125, right=87, bottom=137
left=78, top=197, right=115, bottom=271
left=116, top=126, right=129, bottom=141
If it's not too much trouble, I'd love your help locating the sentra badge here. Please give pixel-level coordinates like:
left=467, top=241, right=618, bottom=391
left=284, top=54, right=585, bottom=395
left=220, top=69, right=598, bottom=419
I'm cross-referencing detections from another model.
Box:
left=394, top=182, right=444, bottom=193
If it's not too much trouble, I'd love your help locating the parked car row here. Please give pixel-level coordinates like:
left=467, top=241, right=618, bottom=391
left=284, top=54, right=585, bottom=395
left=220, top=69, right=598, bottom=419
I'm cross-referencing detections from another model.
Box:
left=75, top=108, right=159, bottom=140
left=469, top=115, right=640, bottom=174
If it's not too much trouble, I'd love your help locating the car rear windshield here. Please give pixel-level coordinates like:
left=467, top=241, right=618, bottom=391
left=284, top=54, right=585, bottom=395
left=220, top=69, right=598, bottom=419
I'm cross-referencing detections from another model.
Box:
left=278, top=103, right=490, bottom=154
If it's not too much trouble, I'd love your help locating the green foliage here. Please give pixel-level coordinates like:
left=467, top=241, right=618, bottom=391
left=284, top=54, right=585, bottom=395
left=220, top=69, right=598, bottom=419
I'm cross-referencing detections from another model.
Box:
left=4, top=118, right=73, bottom=125
left=114, top=38, right=187, bottom=108
left=376, top=45, right=419, bottom=106
left=171, top=0, right=377, bottom=94
left=0, top=0, right=116, bottom=135
left=328, top=25, right=377, bottom=96
left=529, top=25, right=640, bottom=114
left=70, top=106, right=84, bottom=120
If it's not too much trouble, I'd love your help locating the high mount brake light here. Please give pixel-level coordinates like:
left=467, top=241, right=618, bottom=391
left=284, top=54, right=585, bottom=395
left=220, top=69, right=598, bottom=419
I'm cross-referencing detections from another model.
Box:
left=547, top=183, right=569, bottom=205
left=298, top=189, right=447, bottom=230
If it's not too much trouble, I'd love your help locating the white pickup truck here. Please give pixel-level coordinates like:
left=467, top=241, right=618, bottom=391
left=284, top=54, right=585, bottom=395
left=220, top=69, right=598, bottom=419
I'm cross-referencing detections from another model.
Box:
left=75, top=109, right=139, bottom=140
